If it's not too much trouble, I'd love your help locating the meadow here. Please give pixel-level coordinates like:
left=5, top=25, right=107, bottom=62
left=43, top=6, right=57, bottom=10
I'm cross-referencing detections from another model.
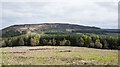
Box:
left=1, top=46, right=118, bottom=65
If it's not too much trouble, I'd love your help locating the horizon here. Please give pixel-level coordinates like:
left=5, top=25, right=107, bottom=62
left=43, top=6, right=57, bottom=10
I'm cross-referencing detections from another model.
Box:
left=1, top=22, right=119, bottom=30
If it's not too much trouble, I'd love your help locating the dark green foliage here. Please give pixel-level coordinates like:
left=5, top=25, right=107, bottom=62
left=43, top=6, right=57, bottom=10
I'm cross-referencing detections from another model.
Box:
left=2, top=40, right=6, bottom=47
left=8, top=40, right=13, bottom=47
left=30, top=37, right=39, bottom=46
left=65, top=40, right=71, bottom=46
left=42, top=39, right=48, bottom=45
left=2, top=28, right=27, bottom=38
left=2, top=33, right=119, bottom=49
left=83, top=34, right=88, bottom=47
left=103, top=40, right=109, bottom=49
left=87, top=37, right=92, bottom=47
left=77, top=37, right=84, bottom=47
left=24, top=35, right=29, bottom=46
left=48, top=40, right=52, bottom=45
left=18, top=38, right=24, bottom=46
left=52, top=38, right=56, bottom=46
left=2, top=23, right=118, bottom=38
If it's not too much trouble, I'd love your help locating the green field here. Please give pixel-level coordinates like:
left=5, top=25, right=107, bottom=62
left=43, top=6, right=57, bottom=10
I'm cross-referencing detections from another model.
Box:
left=1, top=46, right=118, bottom=65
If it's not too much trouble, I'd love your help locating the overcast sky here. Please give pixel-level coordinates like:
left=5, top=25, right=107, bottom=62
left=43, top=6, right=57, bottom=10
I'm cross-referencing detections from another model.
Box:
left=1, top=0, right=118, bottom=29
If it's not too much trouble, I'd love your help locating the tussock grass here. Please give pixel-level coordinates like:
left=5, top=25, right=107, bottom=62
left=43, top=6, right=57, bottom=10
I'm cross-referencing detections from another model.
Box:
left=1, top=46, right=118, bottom=65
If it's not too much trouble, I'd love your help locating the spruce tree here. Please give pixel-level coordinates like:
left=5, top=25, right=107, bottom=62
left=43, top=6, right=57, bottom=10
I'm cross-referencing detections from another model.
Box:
left=18, top=38, right=24, bottom=46
left=77, top=37, right=84, bottom=47
left=103, top=40, right=108, bottom=49
left=52, top=38, right=56, bottom=46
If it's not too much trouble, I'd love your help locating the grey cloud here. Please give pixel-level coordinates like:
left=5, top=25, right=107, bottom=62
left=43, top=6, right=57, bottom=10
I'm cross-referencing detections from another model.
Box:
left=2, top=1, right=118, bottom=29
left=96, top=2, right=117, bottom=10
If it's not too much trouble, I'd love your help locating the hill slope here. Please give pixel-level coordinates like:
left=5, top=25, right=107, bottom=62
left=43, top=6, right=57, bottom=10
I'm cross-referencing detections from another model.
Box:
left=2, top=23, right=110, bottom=37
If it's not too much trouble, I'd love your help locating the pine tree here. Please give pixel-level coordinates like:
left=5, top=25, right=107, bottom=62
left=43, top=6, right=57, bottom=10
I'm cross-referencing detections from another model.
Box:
left=103, top=40, right=108, bottom=49
left=77, top=37, right=84, bottom=47
left=52, top=38, right=56, bottom=46
left=18, top=38, right=24, bottom=46
left=83, top=35, right=88, bottom=47
left=87, top=37, right=92, bottom=47
left=24, top=35, right=29, bottom=46
left=12, top=37, right=18, bottom=46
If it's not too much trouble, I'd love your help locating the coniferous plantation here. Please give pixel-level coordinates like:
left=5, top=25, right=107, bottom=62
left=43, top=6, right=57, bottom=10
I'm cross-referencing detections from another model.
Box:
left=2, top=33, right=119, bottom=49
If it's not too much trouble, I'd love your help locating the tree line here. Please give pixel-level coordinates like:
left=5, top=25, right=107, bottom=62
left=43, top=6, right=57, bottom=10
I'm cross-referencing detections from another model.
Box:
left=2, top=34, right=119, bottom=49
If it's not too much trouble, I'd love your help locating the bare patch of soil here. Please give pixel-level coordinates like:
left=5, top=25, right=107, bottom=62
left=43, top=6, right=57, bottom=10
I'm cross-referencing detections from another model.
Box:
left=29, top=48, right=58, bottom=51
left=2, top=52, right=26, bottom=54
left=57, top=50, right=71, bottom=52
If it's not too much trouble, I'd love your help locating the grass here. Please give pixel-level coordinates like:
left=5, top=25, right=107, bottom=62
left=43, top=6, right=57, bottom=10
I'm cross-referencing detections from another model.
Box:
left=1, top=46, right=118, bottom=65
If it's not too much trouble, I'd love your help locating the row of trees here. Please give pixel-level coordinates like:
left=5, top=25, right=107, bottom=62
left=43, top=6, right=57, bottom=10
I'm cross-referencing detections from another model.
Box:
left=2, top=34, right=119, bottom=49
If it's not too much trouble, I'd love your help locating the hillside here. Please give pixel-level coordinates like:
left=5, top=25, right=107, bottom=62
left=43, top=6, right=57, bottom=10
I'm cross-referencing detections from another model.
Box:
left=2, top=23, right=112, bottom=37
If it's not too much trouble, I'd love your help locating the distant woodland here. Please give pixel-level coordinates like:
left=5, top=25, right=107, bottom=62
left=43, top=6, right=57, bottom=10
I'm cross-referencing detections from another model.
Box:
left=2, top=33, right=119, bottom=49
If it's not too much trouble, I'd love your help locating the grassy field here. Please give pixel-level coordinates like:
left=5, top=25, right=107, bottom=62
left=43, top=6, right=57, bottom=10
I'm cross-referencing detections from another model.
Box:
left=1, top=46, right=118, bottom=65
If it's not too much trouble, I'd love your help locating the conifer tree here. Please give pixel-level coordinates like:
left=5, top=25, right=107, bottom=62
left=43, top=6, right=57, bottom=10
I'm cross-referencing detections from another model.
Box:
left=103, top=40, right=108, bottom=49
left=77, top=37, right=84, bottom=47
left=52, top=38, right=56, bottom=46
left=18, top=38, right=24, bottom=46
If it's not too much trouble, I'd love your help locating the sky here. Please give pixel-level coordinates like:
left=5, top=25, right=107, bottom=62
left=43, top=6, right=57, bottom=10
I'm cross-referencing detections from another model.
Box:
left=1, top=0, right=119, bottom=29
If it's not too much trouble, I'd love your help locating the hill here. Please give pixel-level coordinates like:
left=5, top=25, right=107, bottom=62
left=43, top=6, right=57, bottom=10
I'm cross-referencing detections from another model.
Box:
left=2, top=23, right=113, bottom=37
